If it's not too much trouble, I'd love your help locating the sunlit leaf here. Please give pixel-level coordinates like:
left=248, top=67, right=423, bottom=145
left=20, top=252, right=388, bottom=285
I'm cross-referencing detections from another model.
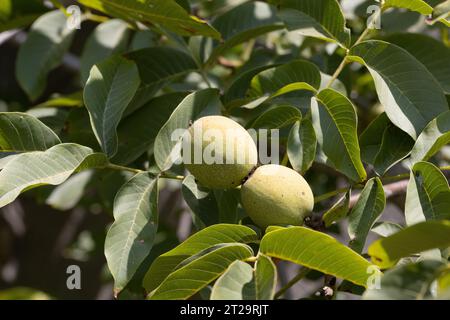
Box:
left=148, top=243, right=254, bottom=300
left=143, top=224, right=258, bottom=292
left=260, top=226, right=377, bottom=287
left=368, top=220, right=450, bottom=268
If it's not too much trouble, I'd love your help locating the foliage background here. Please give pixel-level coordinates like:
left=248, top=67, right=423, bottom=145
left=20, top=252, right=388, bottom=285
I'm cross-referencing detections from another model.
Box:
left=0, top=0, right=449, bottom=300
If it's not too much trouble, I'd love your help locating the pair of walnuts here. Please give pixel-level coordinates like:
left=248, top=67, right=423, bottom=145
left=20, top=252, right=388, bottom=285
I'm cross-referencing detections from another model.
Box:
left=183, top=116, right=314, bottom=229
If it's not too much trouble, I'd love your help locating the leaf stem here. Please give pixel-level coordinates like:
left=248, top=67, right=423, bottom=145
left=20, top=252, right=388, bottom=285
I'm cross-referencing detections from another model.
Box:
left=275, top=267, right=310, bottom=299
left=326, top=8, right=380, bottom=89
left=106, top=163, right=185, bottom=180
left=326, top=58, right=348, bottom=88
left=106, top=163, right=143, bottom=174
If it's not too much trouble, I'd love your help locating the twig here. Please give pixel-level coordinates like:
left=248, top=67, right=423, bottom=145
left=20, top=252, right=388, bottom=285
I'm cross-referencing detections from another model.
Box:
left=275, top=267, right=310, bottom=299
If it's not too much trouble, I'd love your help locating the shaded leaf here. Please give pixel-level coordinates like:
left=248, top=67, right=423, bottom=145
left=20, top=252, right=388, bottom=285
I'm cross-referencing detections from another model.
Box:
left=405, top=161, right=450, bottom=225
left=125, top=47, right=198, bottom=114
left=275, top=0, right=351, bottom=47
left=223, top=65, right=275, bottom=105
left=0, top=112, right=60, bottom=152
left=80, top=19, right=130, bottom=84
left=409, top=111, right=450, bottom=165
left=206, top=1, right=283, bottom=64
left=260, top=227, right=377, bottom=287
left=112, top=92, right=188, bottom=165
left=287, top=118, right=316, bottom=174
left=348, top=40, right=448, bottom=140
left=15, top=10, right=75, bottom=100
left=154, top=89, right=221, bottom=171
left=311, top=88, right=367, bottom=182
left=0, top=0, right=47, bottom=32
left=249, top=60, right=321, bottom=97
left=322, top=190, right=351, bottom=228
left=368, top=220, right=450, bottom=268
left=249, top=105, right=301, bottom=129
left=360, top=113, right=414, bottom=175
left=348, top=177, right=386, bottom=253
left=84, top=55, right=140, bottom=157
left=383, top=33, right=450, bottom=94
left=182, top=175, right=220, bottom=229
left=105, top=173, right=158, bottom=294
left=148, top=243, right=254, bottom=300
left=143, top=224, right=258, bottom=292
left=0, top=143, right=108, bottom=208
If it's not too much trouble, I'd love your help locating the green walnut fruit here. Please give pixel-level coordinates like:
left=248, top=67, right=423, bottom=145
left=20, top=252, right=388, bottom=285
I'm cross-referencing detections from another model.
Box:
left=183, top=116, right=258, bottom=189
left=241, top=164, right=314, bottom=229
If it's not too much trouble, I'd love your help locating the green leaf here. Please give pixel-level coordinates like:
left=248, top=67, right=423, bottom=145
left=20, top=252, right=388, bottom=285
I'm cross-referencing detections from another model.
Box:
left=80, top=19, right=130, bottom=84
left=322, top=190, right=351, bottom=228
left=143, top=224, right=258, bottom=292
left=0, top=143, right=108, bottom=208
left=0, top=112, right=61, bottom=152
left=348, top=178, right=386, bottom=253
left=275, top=0, right=351, bottom=48
left=384, top=0, right=433, bottom=14
left=84, top=55, right=141, bottom=157
left=154, top=89, right=221, bottom=171
left=33, top=91, right=84, bottom=109
left=405, top=161, right=450, bottom=226
left=214, top=189, right=240, bottom=225
left=46, top=170, right=93, bottom=211
left=112, top=92, right=188, bottom=165
left=348, top=40, right=448, bottom=140
left=0, top=0, right=48, bottom=32
left=148, top=243, right=254, bottom=300
left=105, top=173, right=158, bottom=294
left=210, top=254, right=277, bottom=300
left=383, top=33, right=450, bottom=94
left=431, top=0, right=450, bottom=26
left=249, top=60, right=321, bottom=97
left=182, top=175, right=220, bottom=229
left=371, top=222, right=403, bottom=238
left=368, top=220, right=450, bottom=268
left=287, top=118, right=317, bottom=174
left=360, top=113, right=414, bottom=175
left=260, top=227, right=377, bottom=287
left=363, top=260, right=447, bottom=300
left=182, top=178, right=240, bottom=229
left=15, top=10, right=75, bottom=100
left=59, top=109, right=100, bottom=150
left=249, top=105, right=301, bottom=129
left=409, top=111, right=450, bottom=165
left=223, top=65, right=274, bottom=105
left=125, top=47, right=198, bottom=113
left=311, top=88, right=367, bottom=182
left=0, top=287, right=51, bottom=300
left=78, top=0, right=220, bottom=39
left=206, top=1, right=283, bottom=64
